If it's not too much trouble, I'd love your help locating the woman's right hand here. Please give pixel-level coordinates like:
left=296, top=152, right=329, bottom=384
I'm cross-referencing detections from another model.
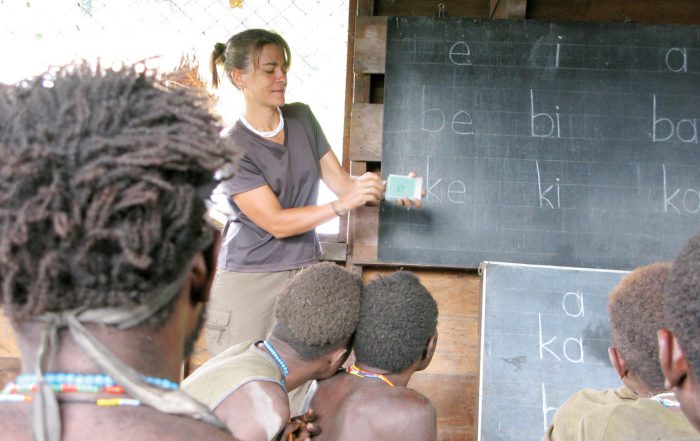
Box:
left=336, top=172, right=384, bottom=213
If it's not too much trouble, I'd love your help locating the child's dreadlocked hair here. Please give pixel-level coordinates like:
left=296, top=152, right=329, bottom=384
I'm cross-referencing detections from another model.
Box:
left=0, top=62, right=238, bottom=326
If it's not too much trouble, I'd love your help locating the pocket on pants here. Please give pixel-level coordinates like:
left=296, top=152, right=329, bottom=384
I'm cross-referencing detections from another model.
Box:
left=204, top=304, right=231, bottom=351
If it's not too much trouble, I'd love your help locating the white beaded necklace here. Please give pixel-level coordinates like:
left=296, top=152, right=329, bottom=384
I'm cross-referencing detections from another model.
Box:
left=240, top=107, right=284, bottom=138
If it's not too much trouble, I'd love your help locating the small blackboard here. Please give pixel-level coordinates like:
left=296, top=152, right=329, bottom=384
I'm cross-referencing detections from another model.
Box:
left=478, top=262, right=627, bottom=441
left=379, top=17, right=700, bottom=269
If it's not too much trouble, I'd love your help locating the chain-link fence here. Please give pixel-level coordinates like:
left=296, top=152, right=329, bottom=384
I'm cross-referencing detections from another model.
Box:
left=1, top=0, right=349, bottom=126
left=1, top=0, right=349, bottom=232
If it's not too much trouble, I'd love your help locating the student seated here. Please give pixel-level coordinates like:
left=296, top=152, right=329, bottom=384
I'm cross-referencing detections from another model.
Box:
left=182, top=261, right=362, bottom=441
left=309, top=271, right=438, bottom=441
left=658, top=229, right=700, bottom=436
left=0, top=63, right=237, bottom=441
left=544, top=263, right=697, bottom=441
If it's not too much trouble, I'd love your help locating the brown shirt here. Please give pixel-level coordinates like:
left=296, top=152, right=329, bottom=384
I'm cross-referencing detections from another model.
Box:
left=577, top=397, right=699, bottom=441
left=543, top=386, right=638, bottom=441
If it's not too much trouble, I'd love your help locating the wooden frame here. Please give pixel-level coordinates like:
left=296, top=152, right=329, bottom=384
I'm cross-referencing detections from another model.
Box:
left=490, top=0, right=527, bottom=19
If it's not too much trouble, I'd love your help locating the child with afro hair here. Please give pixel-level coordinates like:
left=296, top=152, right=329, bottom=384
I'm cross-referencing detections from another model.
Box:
left=183, top=262, right=362, bottom=441
left=658, top=229, right=700, bottom=433
left=544, top=263, right=697, bottom=441
left=309, top=271, right=439, bottom=441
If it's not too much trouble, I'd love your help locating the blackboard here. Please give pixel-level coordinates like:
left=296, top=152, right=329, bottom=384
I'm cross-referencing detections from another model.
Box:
left=478, top=261, right=627, bottom=441
left=378, top=17, right=700, bottom=270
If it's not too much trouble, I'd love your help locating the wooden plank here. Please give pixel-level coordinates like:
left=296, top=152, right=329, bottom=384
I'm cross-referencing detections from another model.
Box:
left=352, top=74, right=371, bottom=104
left=375, top=0, right=489, bottom=17
left=413, top=270, right=481, bottom=316
left=339, top=0, right=360, bottom=244
left=348, top=5, right=380, bottom=266
left=349, top=103, right=383, bottom=162
left=346, top=161, right=367, bottom=268
left=527, top=0, right=700, bottom=24
left=350, top=205, right=379, bottom=264
left=347, top=161, right=381, bottom=267
left=356, top=0, right=374, bottom=16
left=409, top=373, right=477, bottom=436
left=354, top=16, right=387, bottom=74
left=0, top=310, right=18, bottom=358
left=435, top=427, right=475, bottom=441
left=429, top=315, right=480, bottom=376
left=490, top=0, right=527, bottom=19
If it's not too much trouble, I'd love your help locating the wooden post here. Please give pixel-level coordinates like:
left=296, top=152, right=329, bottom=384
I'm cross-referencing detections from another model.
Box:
left=346, top=0, right=376, bottom=271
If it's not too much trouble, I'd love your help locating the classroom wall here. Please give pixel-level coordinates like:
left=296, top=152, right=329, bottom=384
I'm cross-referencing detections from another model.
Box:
left=348, top=1, right=700, bottom=440
left=0, top=2, right=699, bottom=440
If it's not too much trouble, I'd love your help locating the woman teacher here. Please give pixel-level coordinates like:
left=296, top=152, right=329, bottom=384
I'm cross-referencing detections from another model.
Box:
left=205, top=29, right=392, bottom=355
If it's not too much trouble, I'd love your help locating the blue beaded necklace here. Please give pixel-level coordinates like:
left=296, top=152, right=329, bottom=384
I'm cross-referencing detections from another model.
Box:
left=0, top=372, right=179, bottom=408
left=262, top=340, right=289, bottom=389
left=13, top=372, right=179, bottom=390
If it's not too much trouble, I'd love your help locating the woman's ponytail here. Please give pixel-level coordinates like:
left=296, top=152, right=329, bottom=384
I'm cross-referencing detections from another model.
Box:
left=210, top=42, right=227, bottom=88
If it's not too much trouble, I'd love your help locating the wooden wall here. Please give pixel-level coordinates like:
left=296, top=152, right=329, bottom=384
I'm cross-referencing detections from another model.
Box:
left=346, top=1, right=700, bottom=440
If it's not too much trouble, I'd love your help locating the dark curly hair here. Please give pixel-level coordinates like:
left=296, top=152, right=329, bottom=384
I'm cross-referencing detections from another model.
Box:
left=608, top=262, right=670, bottom=392
left=0, top=62, right=238, bottom=326
left=272, top=262, right=362, bottom=360
left=666, top=230, right=700, bottom=374
left=354, top=271, right=438, bottom=372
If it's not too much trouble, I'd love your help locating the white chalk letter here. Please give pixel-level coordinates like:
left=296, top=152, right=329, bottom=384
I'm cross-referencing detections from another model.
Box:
left=653, top=94, right=674, bottom=142
left=539, top=313, right=561, bottom=361
left=449, top=42, right=472, bottom=65
left=682, top=189, right=700, bottom=214
left=425, top=156, right=442, bottom=203
left=676, top=119, right=698, bottom=144
left=531, top=90, right=555, bottom=138
left=665, top=48, right=688, bottom=73
left=563, top=338, right=584, bottom=363
left=421, top=85, right=445, bottom=133
left=663, top=165, right=680, bottom=214
left=542, top=383, right=558, bottom=432
left=562, top=291, right=584, bottom=317
left=451, top=110, right=474, bottom=135
left=447, top=181, right=467, bottom=204
left=536, top=160, right=559, bottom=209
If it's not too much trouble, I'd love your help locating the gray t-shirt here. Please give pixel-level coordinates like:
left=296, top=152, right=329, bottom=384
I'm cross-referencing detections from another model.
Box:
left=218, top=103, right=331, bottom=272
